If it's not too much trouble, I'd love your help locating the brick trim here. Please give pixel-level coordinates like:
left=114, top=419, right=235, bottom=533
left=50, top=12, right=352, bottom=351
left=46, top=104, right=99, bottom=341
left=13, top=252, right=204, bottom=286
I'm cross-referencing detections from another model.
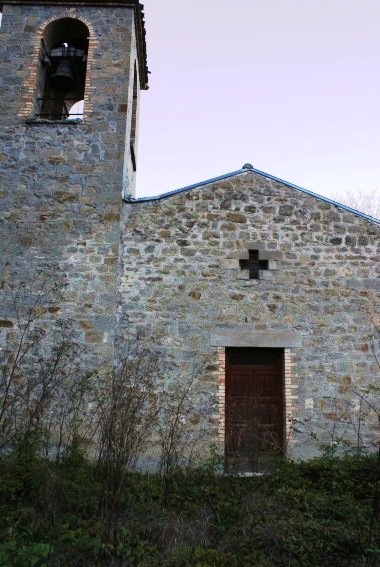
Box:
left=284, top=348, right=299, bottom=452
left=216, top=347, right=226, bottom=455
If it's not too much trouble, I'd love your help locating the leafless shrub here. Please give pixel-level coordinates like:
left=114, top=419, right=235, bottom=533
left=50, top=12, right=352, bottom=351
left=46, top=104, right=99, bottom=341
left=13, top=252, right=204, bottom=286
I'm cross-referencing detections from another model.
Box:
left=158, top=360, right=206, bottom=478
left=97, top=333, right=163, bottom=537
left=157, top=360, right=209, bottom=504
left=0, top=278, right=96, bottom=460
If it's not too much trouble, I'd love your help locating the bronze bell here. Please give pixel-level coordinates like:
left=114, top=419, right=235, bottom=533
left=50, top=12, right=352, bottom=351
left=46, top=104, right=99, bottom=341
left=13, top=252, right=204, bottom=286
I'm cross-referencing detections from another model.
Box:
left=50, top=59, right=77, bottom=93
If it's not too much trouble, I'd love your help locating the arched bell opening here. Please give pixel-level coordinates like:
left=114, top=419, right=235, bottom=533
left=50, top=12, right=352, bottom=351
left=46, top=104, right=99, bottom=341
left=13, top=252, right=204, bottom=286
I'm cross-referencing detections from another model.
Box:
left=36, top=18, right=89, bottom=120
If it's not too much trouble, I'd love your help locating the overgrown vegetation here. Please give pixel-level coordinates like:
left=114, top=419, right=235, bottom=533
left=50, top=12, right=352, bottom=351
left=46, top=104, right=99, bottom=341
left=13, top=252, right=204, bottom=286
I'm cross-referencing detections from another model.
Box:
left=1, top=278, right=379, bottom=565
left=0, top=449, right=379, bottom=566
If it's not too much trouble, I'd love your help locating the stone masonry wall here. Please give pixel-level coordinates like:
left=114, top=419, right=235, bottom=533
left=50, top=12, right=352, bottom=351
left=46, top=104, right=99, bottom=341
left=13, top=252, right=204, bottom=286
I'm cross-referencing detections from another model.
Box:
left=0, top=2, right=139, bottom=371
left=0, top=3, right=378, bottom=466
left=119, top=171, right=380, bottom=460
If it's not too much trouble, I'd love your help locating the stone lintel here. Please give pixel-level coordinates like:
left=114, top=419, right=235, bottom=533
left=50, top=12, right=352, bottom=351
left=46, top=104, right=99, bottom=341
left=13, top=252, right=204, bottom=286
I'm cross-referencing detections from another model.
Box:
left=243, top=241, right=265, bottom=251
left=210, top=328, right=303, bottom=348
left=226, top=248, right=279, bottom=261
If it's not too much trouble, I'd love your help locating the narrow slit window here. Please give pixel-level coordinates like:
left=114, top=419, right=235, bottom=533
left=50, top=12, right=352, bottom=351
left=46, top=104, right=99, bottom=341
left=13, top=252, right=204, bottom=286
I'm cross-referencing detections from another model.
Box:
left=130, top=62, right=138, bottom=171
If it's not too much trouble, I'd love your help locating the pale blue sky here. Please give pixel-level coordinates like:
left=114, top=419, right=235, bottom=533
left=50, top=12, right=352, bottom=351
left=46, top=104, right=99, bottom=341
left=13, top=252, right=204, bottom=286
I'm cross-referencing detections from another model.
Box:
left=136, top=0, right=380, bottom=200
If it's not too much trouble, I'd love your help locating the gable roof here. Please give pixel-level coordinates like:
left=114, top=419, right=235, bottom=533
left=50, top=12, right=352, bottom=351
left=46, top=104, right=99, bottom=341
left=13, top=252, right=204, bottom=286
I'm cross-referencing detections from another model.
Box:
left=126, top=164, right=380, bottom=226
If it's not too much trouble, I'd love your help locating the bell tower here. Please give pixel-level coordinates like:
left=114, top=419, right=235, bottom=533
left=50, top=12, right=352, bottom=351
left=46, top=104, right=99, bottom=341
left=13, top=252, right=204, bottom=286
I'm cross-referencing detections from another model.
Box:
left=0, top=0, right=148, bottom=368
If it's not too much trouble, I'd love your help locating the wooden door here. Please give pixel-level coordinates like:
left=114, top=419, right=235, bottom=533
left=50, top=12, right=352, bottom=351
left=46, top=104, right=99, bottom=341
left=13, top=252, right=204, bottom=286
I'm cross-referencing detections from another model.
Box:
left=225, top=348, right=284, bottom=473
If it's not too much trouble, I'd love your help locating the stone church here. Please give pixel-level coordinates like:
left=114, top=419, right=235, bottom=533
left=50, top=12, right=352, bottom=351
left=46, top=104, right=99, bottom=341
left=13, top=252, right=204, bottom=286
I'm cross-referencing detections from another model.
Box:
left=0, top=0, right=379, bottom=472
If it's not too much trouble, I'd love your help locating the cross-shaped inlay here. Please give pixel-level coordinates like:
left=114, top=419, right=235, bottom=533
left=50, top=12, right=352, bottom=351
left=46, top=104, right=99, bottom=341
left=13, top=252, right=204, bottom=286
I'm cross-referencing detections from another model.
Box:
left=239, top=249, right=269, bottom=280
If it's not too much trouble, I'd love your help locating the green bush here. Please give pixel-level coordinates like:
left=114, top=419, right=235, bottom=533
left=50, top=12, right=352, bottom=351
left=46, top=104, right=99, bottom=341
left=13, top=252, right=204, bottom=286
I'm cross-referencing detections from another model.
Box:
left=0, top=452, right=378, bottom=566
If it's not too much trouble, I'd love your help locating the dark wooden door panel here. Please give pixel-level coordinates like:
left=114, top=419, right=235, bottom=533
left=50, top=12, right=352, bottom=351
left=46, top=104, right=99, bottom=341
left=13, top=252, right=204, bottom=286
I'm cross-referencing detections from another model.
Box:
left=225, top=349, right=284, bottom=473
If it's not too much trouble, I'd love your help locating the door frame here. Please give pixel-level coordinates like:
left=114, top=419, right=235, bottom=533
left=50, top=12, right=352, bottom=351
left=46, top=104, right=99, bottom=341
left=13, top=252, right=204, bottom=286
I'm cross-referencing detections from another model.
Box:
left=215, top=347, right=297, bottom=471
left=225, top=347, right=284, bottom=472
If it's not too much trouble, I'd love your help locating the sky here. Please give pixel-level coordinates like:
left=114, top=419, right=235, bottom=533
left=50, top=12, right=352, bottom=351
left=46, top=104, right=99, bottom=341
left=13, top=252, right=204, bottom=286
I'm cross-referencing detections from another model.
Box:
left=136, top=0, right=380, bottom=201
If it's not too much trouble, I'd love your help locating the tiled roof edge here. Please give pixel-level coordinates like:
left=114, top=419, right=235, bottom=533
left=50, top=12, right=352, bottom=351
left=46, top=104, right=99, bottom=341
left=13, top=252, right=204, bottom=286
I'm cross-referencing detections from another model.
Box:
left=125, top=166, right=380, bottom=225
left=126, top=169, right=246, bottom=203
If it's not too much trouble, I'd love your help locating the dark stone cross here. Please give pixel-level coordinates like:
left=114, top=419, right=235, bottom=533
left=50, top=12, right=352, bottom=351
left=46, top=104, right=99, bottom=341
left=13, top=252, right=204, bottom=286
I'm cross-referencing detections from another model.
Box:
left=239, top=249, right=269, bottom=280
